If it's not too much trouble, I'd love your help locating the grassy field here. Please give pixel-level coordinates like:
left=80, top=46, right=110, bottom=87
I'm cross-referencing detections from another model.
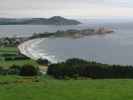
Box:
left=0, top=47, right=38, bottom=67
left=0, top=47, right=18, bottom=53
left=1, top=47, right=133, bottom=100
left=0, top=59, right=38, bottom=67
left=0, top=76, right=132, bottom=100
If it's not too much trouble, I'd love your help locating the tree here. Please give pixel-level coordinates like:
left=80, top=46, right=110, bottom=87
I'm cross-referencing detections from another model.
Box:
left=37, top=58, right=51, bottom=65
left=20, top=65, right=38, bottom=76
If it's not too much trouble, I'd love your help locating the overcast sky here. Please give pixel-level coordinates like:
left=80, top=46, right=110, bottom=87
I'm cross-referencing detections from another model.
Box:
left=1, top=0, right=133, bottom=18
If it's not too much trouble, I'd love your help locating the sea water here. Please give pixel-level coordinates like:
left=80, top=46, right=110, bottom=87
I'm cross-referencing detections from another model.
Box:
left=1, top=17, right=133, bottom=65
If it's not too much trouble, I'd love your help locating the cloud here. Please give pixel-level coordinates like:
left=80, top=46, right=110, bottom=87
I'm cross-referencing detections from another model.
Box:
left=0, top=0, right=133, bottom=17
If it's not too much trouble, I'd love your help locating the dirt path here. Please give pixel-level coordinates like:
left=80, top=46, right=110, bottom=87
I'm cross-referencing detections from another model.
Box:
left=39, top=65, right=48, bottom=74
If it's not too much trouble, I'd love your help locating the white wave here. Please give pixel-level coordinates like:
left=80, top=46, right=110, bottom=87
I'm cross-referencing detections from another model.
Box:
left=18, top=38, right=58, bottom=63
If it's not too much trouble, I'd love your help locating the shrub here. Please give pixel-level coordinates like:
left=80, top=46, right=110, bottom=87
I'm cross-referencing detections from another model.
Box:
left=0, top=67, right=5, bottom=75
left=4, top=57, right=13, bottom=61
left=20, top=64, right=39, bottom=76
left=37, top=58, right=50, bottom=65
left=8, top=65, right=21, bottom=75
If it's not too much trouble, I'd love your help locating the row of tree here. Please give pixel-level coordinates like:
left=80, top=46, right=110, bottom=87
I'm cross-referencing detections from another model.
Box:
left=0, top=53, right=30, bottom=61
left=47, top=58, right=133, bottom=79
left=0, top=64, right=39, bottom=76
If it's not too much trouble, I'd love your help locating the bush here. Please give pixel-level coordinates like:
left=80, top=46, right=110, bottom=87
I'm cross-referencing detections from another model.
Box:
left=0, top=64, right=40, bottom=76
left=3, top=53, right=29, bottom=61
left=37, top=58, right=50, bottom=65
left=20, top=64, right=39, bottom=76
left=0, top=67, right=5, bottom=75
left=8, top=65, right=21, bottom=75
left=13, top=56, right=29, bottom=60
left=4, top=57, right=13, bottom=61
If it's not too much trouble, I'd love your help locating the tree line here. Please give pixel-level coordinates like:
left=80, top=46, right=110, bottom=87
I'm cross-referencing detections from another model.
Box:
left=47, top=58, right=133, bottom=79
left=0, top=64, right=39, bottom=76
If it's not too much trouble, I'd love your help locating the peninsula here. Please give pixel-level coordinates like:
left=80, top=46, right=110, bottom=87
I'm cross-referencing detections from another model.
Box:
left=30, top=27, right=114, bottom=39
left=0, top=16, right=81, bottom=25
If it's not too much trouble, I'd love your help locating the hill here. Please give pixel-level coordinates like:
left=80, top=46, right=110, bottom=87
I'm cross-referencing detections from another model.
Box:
left=0, top=16, right=81, bottom=25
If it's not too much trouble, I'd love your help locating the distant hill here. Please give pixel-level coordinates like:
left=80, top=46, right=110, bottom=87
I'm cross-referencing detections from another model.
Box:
left=0, top=16, right=81, bottom=25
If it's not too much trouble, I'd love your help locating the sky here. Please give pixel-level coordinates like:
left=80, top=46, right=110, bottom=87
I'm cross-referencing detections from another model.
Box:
left=0, top=0, right=133, bottom=18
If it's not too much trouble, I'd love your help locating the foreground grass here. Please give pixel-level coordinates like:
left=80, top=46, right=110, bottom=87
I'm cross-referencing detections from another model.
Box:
left=0, top=76, right=133, bottom=100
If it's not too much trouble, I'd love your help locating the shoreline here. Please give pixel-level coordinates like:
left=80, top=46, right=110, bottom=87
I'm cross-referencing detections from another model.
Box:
left=18, top=38, right=58, bottom=63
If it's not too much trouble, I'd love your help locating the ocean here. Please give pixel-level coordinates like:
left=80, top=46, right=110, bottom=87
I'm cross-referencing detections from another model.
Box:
left=2, top=18, right=133, bottom=65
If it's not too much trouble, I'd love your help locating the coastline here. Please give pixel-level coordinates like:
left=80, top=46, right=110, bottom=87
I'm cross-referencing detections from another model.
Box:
left=17, top=27, right=114, bottom=65
left=18, top=38, right=58, bottom=63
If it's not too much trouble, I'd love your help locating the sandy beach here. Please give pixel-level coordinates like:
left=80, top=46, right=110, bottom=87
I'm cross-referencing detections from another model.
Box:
left=18, top=38, right=57, bottom=63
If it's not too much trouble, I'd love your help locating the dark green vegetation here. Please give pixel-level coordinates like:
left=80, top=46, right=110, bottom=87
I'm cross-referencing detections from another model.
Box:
left=0, top=64, right=39, bottom=76
left=0, top=16, right=81, bottom=25
left=37, top=58, right=51, bottom=65
left=0, top=46, right=39, bottom=76
left=19, top=65, right=39, bottom=76
left=48, top=58, right=133, bottom=79
left=0, top=76, right=133, bottom=100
